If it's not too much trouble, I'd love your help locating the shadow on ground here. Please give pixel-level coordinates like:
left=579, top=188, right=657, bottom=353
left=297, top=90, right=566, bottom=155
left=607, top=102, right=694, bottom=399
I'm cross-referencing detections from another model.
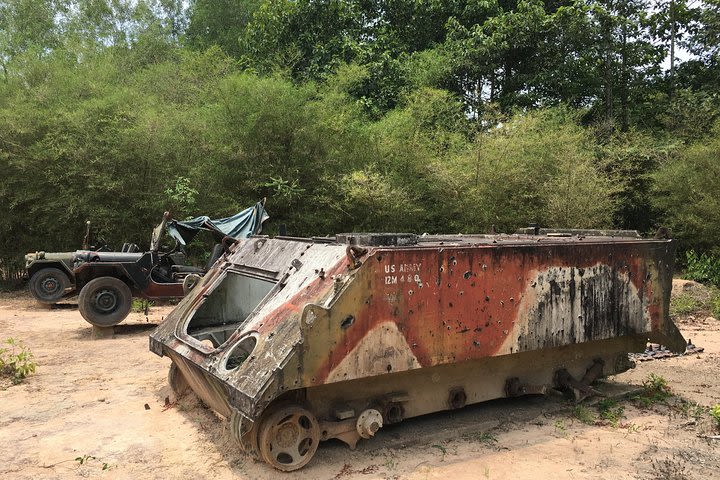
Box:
left=112, top=323, right=158, bottom=336
left=157, top=378, right=644, bottom=478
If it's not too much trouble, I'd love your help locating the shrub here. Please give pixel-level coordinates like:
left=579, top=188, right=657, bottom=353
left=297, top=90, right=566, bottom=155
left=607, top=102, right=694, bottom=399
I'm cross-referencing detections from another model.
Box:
left=434, top=108, right=619, bottom=233
left=653, top=124, right=720, bottom=252
left=669, top=293, right=701, bottom=316
left=684, top=250, right=720, bottom=287
left=0, top=338, right=37, bottom=384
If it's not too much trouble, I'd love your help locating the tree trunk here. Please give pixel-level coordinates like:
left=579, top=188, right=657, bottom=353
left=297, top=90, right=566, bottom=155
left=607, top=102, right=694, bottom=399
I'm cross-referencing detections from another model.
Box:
left=620, top=8, right=629, bottom=132
left=602, top=4, right=614, bottom=127
left=669, top=0, right=676, bottom=98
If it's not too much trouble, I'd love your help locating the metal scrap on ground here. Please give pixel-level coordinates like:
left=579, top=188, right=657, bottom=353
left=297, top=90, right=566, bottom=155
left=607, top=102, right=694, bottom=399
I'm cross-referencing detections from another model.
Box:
left=631, top=341, right=705, bottom=362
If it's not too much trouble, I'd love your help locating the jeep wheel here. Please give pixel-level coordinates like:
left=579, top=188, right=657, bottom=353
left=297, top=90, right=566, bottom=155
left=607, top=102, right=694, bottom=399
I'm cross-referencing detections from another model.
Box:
left=29, top=268, right=70, bottom=303
left=78, top=277, right=132, bottom=327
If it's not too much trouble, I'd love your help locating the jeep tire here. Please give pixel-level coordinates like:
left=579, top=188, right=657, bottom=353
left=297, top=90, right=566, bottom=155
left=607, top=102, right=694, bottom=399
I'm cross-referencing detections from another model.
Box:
left=29, top=268, right=70, bottom=304
left=78, top=276, right=132, bottom=327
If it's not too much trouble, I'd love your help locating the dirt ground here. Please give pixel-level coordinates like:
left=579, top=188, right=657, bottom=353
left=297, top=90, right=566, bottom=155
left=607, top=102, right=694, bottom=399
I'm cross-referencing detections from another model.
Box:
left=1, top=282, right=719, bottom=480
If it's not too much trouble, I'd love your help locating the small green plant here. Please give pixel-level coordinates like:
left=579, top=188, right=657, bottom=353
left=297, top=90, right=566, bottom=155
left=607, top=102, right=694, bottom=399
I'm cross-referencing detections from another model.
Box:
left=478, top=432, right=497, bottom=445
left=622, top=422, right=640, bottom=433
left=651, top=454, right=689, bottom=480
left=0, top=338, right=37, bottom=384
left=710, top=404, right=720, bottom=429
left=165, top=176, right=198, bottom=215
left=669, top=294, right=700, bottom=316
left=382, top=450, right=397, bottom=470
left=554, top=419, right=567, bottom=433
left=431, top=444, right=447, bottom=461
left=572, top=404, right=596, bottom=425
left=634, top=373, right=672, bottom=407
left=264, top=176, right=305, bottom=202
left=462, top=430, right=498, bottom=446
left=684, top=250, right=720, bottom=286
left=75, top=455, right=96, bottom=465
left=131, top=299, right=154, bottom=313
left=74, top=454, right=111, bottom=471
left=597, top=399, right=625, bottom=427
left=675, top=400, right=706, bottom=421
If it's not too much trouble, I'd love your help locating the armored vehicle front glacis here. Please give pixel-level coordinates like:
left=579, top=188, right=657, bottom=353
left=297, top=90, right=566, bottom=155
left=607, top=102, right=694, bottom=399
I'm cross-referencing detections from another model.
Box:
left=150, top=231, right=684, bottom=471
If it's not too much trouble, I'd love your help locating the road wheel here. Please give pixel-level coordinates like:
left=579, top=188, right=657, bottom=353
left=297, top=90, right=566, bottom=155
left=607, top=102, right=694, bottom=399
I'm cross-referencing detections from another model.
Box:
left=167, top=362, right=190, bottom=398
left=258, top=404, right=320, bottom=471
left=29, top=268, right=70, bottom=303
left=78, top=276, right=132, bottom=327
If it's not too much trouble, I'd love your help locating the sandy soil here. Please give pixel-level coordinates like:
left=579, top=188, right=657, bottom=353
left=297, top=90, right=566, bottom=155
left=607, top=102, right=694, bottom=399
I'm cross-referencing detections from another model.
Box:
left=1, top=284, right=719, bottom=480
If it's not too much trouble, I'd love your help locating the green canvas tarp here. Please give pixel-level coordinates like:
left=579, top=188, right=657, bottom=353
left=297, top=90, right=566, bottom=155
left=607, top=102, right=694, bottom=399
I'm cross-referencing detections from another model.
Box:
left=167, top=201, right=269, bottom=246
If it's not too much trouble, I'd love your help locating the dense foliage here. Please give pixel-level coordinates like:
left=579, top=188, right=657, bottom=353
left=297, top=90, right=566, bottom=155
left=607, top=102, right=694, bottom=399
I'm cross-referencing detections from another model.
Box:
left=1, top=0, right=719, bottom=282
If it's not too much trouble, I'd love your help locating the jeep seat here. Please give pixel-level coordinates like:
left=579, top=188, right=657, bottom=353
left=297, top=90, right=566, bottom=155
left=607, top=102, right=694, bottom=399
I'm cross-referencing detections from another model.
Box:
left=170, top=244, right=224, bottom=275
left=121, top=243, right=140, bottom=253
left=170, top=265, right=205, bottom=274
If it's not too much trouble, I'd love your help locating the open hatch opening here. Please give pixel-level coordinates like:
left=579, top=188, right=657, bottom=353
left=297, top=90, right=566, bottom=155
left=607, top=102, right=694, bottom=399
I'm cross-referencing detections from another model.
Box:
left=225, top=335, right=257, bottom=370
left=186, top=271, right=276, bottom=348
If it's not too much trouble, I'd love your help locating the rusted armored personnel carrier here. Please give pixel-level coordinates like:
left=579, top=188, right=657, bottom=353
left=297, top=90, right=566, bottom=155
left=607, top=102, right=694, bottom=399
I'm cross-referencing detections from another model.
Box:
left=150, top=231, right=684, bottom=471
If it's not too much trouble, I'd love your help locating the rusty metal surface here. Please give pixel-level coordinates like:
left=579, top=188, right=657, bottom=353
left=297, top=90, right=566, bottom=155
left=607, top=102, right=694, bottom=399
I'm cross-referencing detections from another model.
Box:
left=151, top=232, right=681, bottom=423
left=150, top=231, right=685, bottom=469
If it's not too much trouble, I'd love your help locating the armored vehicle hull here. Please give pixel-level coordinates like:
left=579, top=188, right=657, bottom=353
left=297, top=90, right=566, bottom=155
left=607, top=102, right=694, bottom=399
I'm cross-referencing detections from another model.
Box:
left=150, top=232, right=684, bottom=471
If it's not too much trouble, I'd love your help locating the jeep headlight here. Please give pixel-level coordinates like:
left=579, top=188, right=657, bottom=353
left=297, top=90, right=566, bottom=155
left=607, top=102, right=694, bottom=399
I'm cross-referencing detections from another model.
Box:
left=24, top=252, right=36, bottom=266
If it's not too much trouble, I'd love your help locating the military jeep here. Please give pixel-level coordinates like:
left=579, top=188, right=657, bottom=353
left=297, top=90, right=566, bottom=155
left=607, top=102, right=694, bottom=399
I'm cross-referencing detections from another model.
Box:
left=73, top=202, right=268, bottom=327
